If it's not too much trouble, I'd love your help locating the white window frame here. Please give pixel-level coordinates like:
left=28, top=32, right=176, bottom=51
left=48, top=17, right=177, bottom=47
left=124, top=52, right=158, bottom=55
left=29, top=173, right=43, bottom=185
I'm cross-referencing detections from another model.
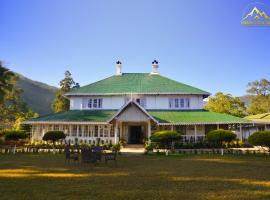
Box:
left=87, top=98, right=103, bottom=109
left=168, top=97, right=190, bottom=109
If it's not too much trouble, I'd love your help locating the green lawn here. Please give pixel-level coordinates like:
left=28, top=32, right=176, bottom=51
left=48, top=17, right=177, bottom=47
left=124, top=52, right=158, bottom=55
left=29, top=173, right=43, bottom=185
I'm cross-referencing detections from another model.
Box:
left=0, top=153, right=270, bottom=200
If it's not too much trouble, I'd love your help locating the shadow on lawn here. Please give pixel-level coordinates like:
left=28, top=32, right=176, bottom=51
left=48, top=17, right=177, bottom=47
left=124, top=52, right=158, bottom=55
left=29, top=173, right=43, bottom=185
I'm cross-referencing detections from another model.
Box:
left=0, top=154, right=270, bottom=200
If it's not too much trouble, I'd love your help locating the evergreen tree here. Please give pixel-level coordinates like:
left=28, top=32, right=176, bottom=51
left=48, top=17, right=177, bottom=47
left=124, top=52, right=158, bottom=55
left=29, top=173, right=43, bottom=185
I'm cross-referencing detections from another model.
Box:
left=52, top=71, right=79, bottom=112
left=0, top=61, right=15, bottom=103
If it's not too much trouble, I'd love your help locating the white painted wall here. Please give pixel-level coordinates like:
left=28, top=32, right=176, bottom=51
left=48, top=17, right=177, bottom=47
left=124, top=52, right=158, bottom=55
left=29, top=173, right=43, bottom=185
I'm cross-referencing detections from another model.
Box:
left=69, top=94, right=205, bottom=110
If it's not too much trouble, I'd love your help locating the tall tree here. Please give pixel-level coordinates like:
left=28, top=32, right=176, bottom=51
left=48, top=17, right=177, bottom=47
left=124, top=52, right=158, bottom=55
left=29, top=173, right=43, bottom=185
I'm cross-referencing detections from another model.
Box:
left=246, top=79, right=270, bottom=114
left=52, top=71, right=79, bottom=112
left=204, top=92, right=246, bottom=117
left=247, top=79, right=270, bottom=96
left=0, top=77, right=36, bottom=130
left=0, top=61, right=15, bottom=102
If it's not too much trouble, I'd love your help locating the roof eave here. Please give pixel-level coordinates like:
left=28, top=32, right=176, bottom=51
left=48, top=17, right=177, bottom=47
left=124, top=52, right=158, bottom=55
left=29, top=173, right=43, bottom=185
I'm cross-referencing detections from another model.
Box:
left=64, top=92, right=211, bottom=97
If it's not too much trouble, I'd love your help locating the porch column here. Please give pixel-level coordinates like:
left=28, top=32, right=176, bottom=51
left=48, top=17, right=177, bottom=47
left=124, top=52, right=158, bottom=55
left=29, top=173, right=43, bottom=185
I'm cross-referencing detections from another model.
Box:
left=147, top=120, right=151, bottom=141
left=171, top=125, right=174, bottom=131
left=217, top=124, right=220, bottom=130
left=31, top=126, right=34, bottom=143
left=194, top=125, right=197, bottom=143
left=114, top=122, right=118, bottom=144
left=76, top=125, right=79, bottom=137
left=239, top=124, right=243, bottom=141
left=69, top=125, right=72, bottom=137
left=265, top=124, right=267, bottom=130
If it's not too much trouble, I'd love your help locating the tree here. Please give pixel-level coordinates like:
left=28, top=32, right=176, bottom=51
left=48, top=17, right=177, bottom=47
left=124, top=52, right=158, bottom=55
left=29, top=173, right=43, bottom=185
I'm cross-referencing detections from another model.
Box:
left=0, top=61, right=15, bottom=103
left=204, top=92, right=246, bottom=117
left=247, top=79, right=270, bottom=96
left=43, top=131, right=66, bottom=144
left=246, top=79, right=270, bottom=114
left=52, top=71, right=79, bottom=112
left=150, top=130, right=181, bottom=149
left=247, top=95, right=270, bottom=114
left=206, top=129, right=236, bottom=147
left=248, top=131, right=270, bottom=149
left=0, top=86, right=35, bottom=129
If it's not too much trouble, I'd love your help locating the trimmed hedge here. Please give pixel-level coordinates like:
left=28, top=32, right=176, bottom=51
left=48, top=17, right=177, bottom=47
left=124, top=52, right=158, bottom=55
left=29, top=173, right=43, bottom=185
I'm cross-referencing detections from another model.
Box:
left=150, top=130, right=181, bottom=142
left=0, top=130, right=27, bottom=141
left=206, top=129, right=236, bottom=144
left=43, top=131, right=66, bottom=143
left=150, top=130, right=181, bottom=149
left=248, top=131, right=270, bottom=148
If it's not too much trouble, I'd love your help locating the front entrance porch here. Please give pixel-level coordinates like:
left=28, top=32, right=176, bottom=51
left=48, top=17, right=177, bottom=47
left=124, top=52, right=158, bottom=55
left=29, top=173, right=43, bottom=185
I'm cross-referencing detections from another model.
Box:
left=116, top=122, right=150, bottom=144
left=129, top=126, right=142, bottom=144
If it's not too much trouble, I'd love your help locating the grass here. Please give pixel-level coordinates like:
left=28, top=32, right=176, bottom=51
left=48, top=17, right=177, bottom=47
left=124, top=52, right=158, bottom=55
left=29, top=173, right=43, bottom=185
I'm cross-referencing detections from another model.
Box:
left=0, top=153, right=270, bottom=200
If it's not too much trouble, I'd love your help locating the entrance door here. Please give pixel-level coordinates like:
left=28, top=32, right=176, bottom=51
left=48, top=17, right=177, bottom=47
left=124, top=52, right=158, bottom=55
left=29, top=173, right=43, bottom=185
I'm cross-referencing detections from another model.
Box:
left=129, top=126, right=142, bottom=144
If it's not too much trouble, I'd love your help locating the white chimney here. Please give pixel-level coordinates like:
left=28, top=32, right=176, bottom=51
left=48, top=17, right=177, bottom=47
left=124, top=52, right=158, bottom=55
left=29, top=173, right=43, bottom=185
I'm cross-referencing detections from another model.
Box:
left=116, top=61, right=122, bottom=76
left=150, top=60, right=159, bottom=75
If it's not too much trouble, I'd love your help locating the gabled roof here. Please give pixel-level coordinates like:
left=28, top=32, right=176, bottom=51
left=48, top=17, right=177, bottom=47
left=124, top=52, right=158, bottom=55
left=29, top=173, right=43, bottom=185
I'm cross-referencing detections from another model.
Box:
left=65, top=73, right=210, bottom=97
left=108, top=100, right=158, bottom=123
left=245, top=113, right=270, bottom=123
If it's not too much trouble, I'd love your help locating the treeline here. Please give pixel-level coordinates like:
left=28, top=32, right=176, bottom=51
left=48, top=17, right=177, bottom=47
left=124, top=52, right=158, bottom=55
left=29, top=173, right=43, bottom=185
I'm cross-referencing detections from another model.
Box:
left=205, top=79, right=270, bottom=117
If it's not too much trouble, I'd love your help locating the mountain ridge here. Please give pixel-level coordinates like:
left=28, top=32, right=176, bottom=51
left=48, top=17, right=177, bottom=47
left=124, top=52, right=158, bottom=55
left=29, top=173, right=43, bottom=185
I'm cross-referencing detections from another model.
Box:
left=15, top=73, right=58, bottom=115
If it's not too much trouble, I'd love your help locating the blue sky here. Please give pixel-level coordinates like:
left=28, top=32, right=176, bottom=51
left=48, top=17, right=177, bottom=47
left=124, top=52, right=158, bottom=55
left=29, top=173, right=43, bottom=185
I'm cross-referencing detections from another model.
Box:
left=1, top=0, right=269, bottom=96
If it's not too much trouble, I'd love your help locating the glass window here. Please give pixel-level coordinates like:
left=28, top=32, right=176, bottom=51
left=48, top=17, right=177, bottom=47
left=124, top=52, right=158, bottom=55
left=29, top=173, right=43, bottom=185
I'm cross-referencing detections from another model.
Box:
left=175, top=99, right=179, bottom=108
left=88, top=99, right=92, bottom=108
left=98, top=98, right=102, bottom=108
left=94, top=126, right=98, bottom=137
left=99, top=126, right=104, bottom=137
left=180, top=99, right=185, bottom=108
left=93, top=99, right=97, bottom=108
left=72, top=125, right=77, bottom=137
left=110, top=126, right=114, bottom=137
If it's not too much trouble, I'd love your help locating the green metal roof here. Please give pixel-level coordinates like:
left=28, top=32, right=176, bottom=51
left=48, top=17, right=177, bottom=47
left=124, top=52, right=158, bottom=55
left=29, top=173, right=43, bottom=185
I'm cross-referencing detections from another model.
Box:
left=66, top=73, right=210, bottom=96
left=245, top=113, right=270, bottom=123
left=27, top=110, right=117, bottom=123
left=148, top=110, right=249, bottom=124
left=26, top=109, right=249, bottom=125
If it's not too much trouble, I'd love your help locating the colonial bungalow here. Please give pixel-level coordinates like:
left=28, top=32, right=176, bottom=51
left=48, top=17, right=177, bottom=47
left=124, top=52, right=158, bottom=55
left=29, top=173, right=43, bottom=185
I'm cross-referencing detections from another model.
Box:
left=25, top=61, right=267, bottom=145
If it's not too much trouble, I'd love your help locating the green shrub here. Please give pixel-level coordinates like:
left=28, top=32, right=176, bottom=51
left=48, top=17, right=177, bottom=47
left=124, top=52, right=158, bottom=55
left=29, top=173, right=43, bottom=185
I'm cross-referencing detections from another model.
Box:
left=112, top=143, right=121, bottom=152
left=1, top=130, right=27, bottom=141
left=145, top=143, right=153, bottom=152
left=42, top=131, right=66, bottom=144
left=206, top=129, right=236, bottom=147
left=150, top=130, right=181, bottom=149
left=248, top=131, right=270, bottom=148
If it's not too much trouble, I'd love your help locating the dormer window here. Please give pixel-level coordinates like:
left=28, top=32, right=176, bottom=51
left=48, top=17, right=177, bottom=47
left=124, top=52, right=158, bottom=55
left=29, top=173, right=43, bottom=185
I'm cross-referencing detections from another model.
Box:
left=88, top=98, right=103, bottom=109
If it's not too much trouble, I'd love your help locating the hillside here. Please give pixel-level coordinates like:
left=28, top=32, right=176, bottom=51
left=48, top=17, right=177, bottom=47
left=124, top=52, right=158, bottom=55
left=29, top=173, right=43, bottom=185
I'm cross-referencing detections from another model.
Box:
left=16, top=74, right=57, bottom=115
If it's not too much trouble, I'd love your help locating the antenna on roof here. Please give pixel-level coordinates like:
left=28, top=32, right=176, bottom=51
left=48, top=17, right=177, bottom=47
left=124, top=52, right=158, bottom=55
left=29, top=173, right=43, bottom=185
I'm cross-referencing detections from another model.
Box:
left=116, top=60, right=122, bottom=76
left=150, top=60, right=159, bottom=75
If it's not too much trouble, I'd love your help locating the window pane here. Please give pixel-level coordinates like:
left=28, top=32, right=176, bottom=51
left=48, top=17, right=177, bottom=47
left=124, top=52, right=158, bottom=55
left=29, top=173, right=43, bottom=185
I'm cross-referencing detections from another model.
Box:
left=98, top=98, right=103, bottom=108
left=93, top=99, right=97, bottom=108
left=175, top=99, right=179, bottom=108
left=180, top=99, right=184, bottom=108
left=88, top=99, right=92, bottom=108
